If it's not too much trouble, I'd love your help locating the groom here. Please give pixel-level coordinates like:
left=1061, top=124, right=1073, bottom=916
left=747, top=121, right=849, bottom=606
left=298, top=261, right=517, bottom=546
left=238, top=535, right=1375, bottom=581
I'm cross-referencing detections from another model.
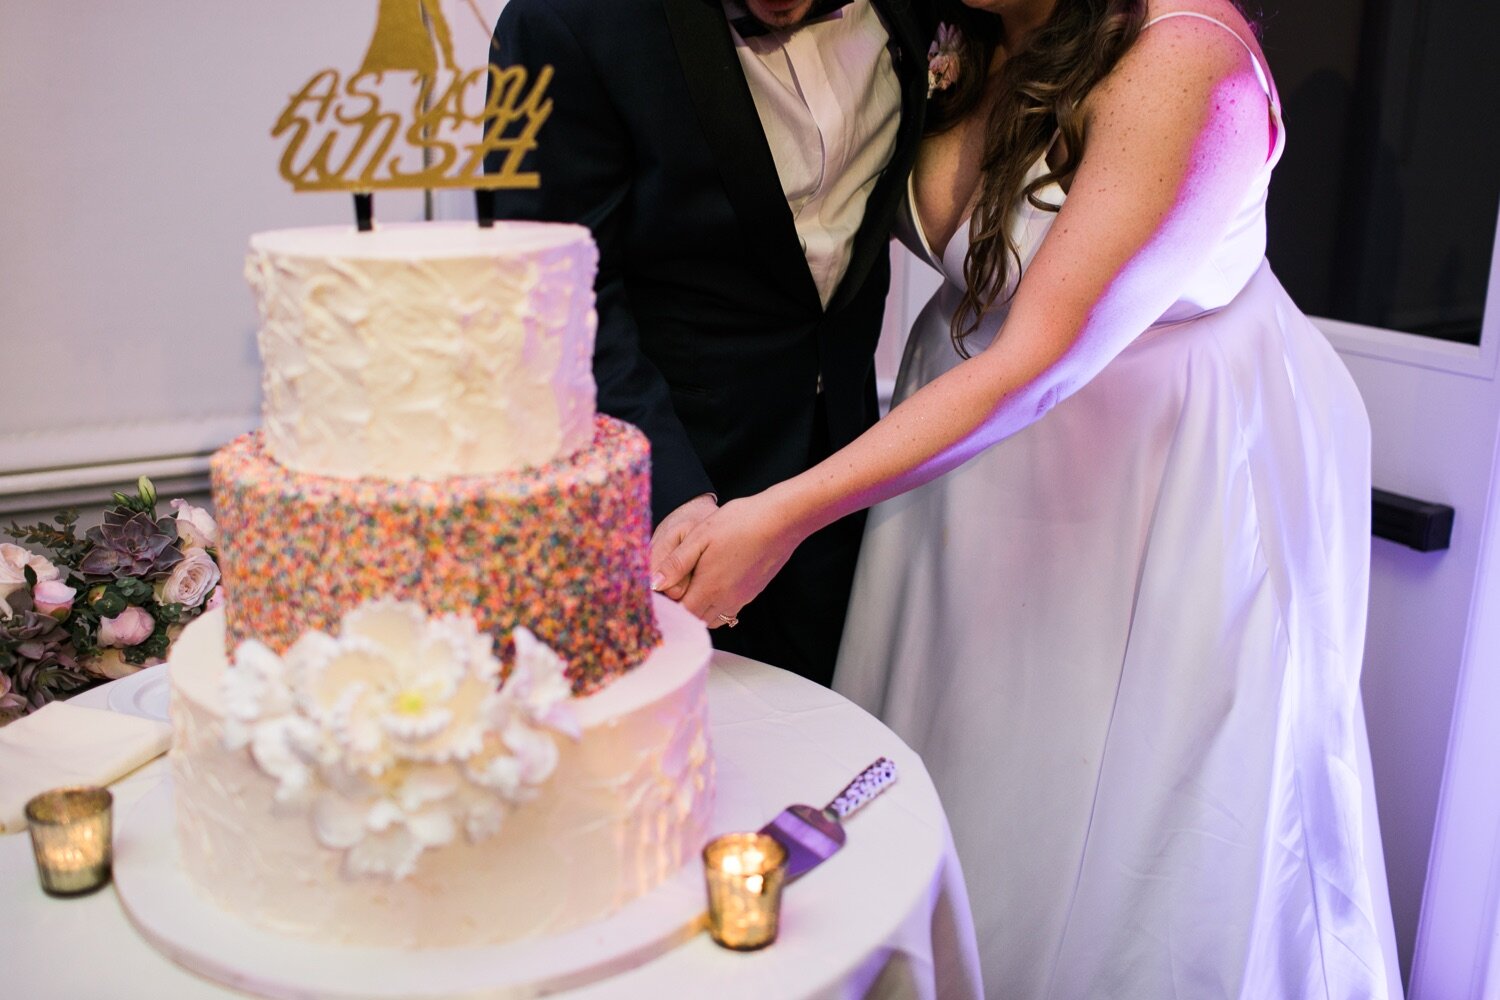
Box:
left=488, top=0, right=929, bottom=686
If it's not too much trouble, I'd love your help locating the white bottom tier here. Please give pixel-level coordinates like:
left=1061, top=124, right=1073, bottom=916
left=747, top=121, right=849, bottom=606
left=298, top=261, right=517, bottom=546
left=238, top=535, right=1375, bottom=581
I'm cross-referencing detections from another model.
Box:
left=168, top=598, right=715, bottom=949
left=116, top=775, right=762, bottom=1000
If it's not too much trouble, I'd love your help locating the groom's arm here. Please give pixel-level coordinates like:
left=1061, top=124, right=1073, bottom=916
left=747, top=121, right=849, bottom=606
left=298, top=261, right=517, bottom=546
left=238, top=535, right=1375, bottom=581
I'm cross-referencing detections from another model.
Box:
left=486, top=0, right=715, bottom=526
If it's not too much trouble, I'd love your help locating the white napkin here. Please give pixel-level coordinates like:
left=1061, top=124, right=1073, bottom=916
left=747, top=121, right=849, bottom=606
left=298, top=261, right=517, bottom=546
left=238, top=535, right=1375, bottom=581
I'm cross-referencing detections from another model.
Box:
left=0, top=701, right=171, bottom=833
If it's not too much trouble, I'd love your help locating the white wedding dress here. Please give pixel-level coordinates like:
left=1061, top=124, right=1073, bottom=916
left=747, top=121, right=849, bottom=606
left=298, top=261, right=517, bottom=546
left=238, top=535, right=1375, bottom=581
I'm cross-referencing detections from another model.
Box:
left=834, top=13, right=1393, bottom=999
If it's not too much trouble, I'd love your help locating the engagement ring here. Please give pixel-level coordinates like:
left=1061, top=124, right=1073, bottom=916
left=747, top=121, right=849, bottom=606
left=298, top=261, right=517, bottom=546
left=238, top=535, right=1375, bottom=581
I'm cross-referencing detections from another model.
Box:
left=716, top=614, right=739, bottom=628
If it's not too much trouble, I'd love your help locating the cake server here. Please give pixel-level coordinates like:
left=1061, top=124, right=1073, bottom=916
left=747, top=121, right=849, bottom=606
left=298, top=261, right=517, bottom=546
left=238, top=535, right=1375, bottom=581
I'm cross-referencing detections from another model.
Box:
left=760, top=757, right=898, bottom=883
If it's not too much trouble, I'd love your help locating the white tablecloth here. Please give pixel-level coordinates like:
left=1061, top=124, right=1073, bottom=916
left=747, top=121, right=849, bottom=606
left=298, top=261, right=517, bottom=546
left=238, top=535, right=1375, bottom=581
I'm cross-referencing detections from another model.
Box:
left=2, top=653, right=983, bottom=1000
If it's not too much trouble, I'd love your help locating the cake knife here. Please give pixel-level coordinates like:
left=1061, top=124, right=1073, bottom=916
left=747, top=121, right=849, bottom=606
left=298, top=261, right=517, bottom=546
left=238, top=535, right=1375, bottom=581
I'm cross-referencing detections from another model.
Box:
left=760, top=757, right=899, bottom=883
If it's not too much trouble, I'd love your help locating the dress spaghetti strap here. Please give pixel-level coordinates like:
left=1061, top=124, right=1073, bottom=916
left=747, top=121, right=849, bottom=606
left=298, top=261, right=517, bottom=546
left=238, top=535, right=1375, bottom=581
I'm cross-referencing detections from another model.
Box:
left=1143, top=10, right=1277, bottom=114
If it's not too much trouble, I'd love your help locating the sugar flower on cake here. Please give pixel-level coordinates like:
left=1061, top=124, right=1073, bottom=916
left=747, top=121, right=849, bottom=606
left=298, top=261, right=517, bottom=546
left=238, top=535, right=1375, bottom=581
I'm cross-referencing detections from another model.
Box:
left=222, top=640, right=321, bottom=802
left=298, top=600, right=503, bottom=770
left=310, top=764, right=464, bottom=881
left=224, top=599, right=579, bottom=880
left=503, top=627, right=581, bottom=739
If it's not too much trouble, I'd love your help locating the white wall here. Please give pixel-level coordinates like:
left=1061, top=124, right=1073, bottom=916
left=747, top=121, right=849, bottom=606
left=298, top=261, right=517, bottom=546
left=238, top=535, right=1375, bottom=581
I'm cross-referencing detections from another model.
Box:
left=0, top=2, right=504, bottom=508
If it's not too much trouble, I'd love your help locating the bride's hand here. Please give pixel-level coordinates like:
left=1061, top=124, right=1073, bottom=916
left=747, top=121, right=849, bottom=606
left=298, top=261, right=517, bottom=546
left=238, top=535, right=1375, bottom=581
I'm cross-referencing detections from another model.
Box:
left=654, top=492, right=801, bottom=628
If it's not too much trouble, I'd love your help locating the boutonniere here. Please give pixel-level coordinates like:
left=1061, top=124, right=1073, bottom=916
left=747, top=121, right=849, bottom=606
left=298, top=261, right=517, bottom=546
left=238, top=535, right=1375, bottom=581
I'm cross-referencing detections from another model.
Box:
left=927, top=22, right=960, bottom=97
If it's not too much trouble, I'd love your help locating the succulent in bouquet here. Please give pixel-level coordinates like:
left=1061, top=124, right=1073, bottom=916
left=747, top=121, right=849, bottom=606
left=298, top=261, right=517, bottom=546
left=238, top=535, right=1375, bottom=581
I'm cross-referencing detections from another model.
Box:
left=0, top=477, right=224, bottom=722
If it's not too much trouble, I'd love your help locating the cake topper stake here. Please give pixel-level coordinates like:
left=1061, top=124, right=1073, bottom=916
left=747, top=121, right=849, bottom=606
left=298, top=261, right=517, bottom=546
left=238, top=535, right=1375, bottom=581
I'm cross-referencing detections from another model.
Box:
left=475, top=189, right=496, bottom=229
left=272, top=0, right=552, bottom=231
left=354, top=192, right=375, bottom=233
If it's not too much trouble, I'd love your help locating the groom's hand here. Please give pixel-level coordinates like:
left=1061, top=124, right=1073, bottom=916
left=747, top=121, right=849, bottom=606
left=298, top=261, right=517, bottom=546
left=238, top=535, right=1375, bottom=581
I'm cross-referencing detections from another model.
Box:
left=650, top=493, right=718, bottom=601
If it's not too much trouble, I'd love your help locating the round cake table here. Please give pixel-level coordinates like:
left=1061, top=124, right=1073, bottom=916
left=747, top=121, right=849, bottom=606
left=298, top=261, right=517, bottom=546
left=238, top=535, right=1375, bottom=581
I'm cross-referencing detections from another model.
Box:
left=1, top=652, right=983, bottom=1000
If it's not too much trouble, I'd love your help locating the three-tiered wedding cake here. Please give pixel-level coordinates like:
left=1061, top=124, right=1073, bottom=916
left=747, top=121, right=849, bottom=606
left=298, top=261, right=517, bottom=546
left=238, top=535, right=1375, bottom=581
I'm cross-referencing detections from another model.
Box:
left=166, top=222, right=715, bottom=948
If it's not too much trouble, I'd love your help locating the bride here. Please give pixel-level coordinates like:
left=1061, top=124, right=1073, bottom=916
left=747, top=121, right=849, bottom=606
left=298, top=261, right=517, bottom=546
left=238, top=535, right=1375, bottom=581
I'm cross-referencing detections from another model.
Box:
left=656, top=0, right=1392, bottom=994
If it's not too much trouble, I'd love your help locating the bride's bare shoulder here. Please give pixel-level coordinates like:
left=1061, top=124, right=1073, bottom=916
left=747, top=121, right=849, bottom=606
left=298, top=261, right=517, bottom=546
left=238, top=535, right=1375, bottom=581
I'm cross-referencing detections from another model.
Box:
left=1081, top=1, right=1271, bottom=156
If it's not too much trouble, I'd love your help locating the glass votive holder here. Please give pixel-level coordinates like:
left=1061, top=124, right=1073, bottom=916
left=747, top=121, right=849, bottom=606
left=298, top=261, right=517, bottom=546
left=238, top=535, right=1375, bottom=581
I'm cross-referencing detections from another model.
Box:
left=702, top=831, right=788, bottom=951
left=25, top=786, right=113, bottom=897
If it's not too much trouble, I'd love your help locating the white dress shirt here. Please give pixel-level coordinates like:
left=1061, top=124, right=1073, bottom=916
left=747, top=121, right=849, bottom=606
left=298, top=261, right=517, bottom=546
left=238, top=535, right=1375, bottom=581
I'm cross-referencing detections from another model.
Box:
left=725, top=0, right=902, bottom=308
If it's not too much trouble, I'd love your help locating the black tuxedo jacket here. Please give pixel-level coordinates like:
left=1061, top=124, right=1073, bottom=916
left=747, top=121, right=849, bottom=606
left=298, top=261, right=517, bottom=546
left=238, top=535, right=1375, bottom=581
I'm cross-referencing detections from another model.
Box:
left=489, top=0, right=931, bottom=524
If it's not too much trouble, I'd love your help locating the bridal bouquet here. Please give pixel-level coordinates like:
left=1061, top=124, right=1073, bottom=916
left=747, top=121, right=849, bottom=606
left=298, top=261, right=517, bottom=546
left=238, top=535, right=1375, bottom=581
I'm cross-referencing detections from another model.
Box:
left=0, top=477, right=223, bottom=724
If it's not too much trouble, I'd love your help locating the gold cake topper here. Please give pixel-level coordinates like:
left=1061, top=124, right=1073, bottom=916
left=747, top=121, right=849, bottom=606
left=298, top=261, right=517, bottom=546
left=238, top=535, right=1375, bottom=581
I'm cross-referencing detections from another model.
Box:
left=273, top=0, right=551, bottom=193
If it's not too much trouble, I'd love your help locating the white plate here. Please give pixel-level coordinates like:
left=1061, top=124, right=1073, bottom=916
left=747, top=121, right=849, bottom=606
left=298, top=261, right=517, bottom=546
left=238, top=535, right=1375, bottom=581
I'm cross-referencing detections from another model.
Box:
left=106, top=663, right=170, bottom=722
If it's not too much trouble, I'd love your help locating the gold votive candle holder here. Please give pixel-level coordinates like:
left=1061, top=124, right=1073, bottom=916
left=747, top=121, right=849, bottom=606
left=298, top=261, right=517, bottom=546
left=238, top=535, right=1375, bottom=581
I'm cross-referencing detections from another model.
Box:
left=25, top=786, right=113, bottom=897
left=702, top=832, right=788, bottom=951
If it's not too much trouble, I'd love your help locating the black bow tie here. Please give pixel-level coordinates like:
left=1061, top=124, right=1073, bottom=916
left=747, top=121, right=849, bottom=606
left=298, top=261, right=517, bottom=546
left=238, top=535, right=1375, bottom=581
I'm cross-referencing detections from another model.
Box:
left=728, top=0, right=856, bottom=38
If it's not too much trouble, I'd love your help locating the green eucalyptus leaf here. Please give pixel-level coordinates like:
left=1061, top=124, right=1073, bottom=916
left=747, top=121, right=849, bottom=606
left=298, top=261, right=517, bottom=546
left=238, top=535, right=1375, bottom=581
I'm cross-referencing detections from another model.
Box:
left=140, top=629, right=170, bottom=659
left=91, top=589, right=127, bottom=617
left=116, top=578, right=152, bottom=602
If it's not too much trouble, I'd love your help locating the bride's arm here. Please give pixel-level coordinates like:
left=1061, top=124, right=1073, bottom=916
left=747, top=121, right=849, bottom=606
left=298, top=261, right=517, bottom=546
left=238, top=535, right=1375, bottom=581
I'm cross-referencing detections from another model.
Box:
left=660, top=16, right=1275, bottom=622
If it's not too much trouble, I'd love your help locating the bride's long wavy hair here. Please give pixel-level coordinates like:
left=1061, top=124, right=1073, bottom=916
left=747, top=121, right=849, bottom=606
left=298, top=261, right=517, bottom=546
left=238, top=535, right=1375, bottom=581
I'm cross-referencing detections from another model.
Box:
left=931, top=1, right=1263, bottom=355
left=929, top=0, right=1148, bottom=356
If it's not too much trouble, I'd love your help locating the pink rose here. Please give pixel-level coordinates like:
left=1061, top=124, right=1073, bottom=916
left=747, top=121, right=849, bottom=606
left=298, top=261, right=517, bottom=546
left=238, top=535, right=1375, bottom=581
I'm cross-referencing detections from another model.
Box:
left=97, top=605, right=155, bottom=648
left=170, top=499, right=219, bottom=549
left=32, top=579, right=77, bottom=619
left=0, top=543, right=60, bottom=617
left=162, top=549, right=221, bottom=609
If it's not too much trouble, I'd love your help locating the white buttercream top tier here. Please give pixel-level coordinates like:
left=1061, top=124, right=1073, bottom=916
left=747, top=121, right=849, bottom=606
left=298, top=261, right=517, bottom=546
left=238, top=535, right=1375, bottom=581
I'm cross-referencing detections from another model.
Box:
left=246, top=222, right=598, bottom=480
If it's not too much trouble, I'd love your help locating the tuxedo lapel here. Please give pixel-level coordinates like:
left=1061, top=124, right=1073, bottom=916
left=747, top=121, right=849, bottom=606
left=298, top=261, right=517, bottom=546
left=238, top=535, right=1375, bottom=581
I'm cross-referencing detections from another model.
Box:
left=825, top=0, right=928, bottom=315
left=878, top=0, right=930, bottom=81
left=663, top=0, right=823, bottom=311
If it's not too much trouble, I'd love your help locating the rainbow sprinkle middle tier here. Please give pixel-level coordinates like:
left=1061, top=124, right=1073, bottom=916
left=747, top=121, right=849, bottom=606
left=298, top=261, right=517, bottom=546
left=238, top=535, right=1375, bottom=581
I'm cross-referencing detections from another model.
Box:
left=211, top=415, right=660, bottom=695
